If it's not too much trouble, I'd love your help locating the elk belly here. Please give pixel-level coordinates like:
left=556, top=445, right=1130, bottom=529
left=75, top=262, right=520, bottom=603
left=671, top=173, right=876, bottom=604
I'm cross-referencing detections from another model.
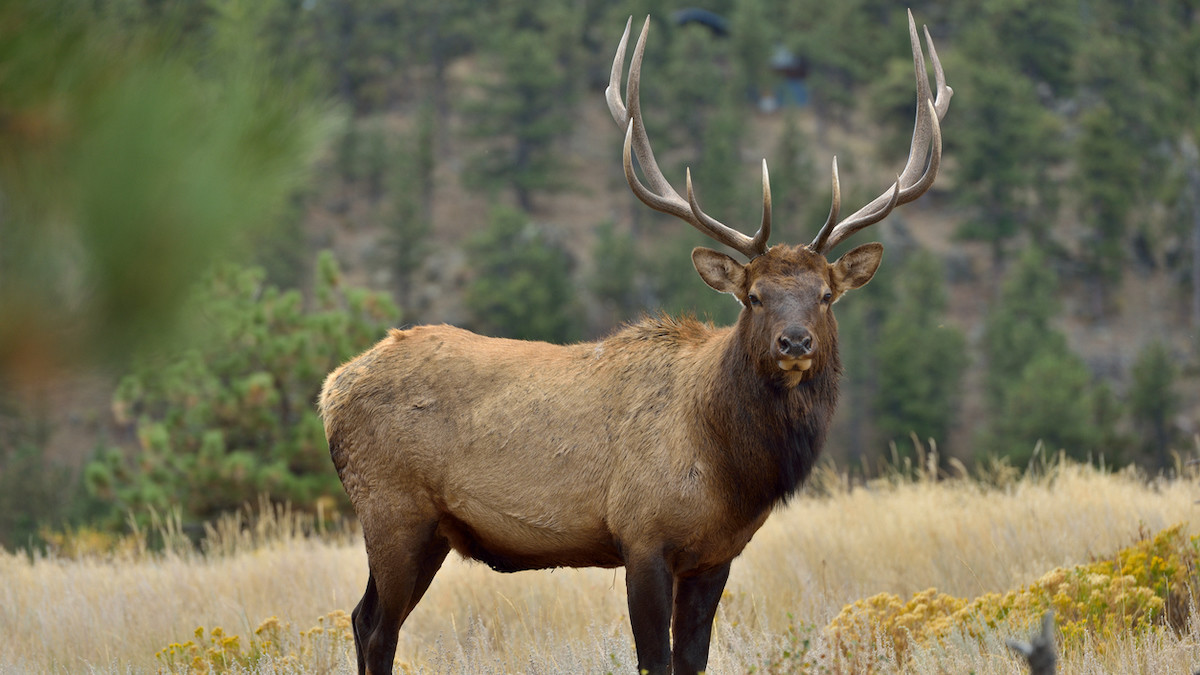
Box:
left=436, top=487, right=621, bottom=572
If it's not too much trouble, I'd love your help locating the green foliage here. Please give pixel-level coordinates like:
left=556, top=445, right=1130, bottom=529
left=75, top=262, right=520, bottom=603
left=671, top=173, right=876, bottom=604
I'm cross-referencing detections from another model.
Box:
left=0, top=442, right=77, bottom=550
left=385, top=105, right=437, bottom=312
left=1074, top=103, right=1140, bottom=284
left=772, top=111, right=823, bottom=231
left=873, top=252, right=967, bottom=453
left=948, top=44, right=1064, bottom=261
left=463, top=5, right=580, bottom=210
left=981, top=247, right=1065, bottom=407
left=464, top=207, right=583, bottom=343
left=949, top=0, right=1081, bottom=95
left=830, top=524, right=1198, bottom=660
left=658, top=21, right=753, bottom=231
left=778, top=0, right=909, bottom=116
left=825, top=247, right=894, bottom=465
left=979, top=247, right=1115, bottom=464
left=661, top=24, right=731, bottom=154
left=0, top=0, right=331, bottom=378
left=649, top=233, right=743, bottom=327
left=589, top=221, right=644, bottom=327
left=730, top=0, right=775, bottom=98
left=1129, top=340, right=1180, bottom=468
left=84, top=253, right=398, bottom=524
left=981, top=349, right=1106, bottom=465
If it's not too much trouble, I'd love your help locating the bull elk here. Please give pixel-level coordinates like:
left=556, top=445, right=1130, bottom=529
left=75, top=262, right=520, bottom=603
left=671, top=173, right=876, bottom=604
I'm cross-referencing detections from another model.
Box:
left=319, top=11, right=950, bottom=675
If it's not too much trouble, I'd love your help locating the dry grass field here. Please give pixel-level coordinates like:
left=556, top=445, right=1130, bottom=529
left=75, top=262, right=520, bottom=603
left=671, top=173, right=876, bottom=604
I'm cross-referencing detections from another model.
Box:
left=3, top=457, right=1200, bottom=674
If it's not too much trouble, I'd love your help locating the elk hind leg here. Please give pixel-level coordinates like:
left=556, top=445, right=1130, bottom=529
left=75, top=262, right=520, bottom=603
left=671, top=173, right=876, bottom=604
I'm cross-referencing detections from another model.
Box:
left=351, top=573, right=379, bottom=675
left=356, top=519, right=447, bottom=675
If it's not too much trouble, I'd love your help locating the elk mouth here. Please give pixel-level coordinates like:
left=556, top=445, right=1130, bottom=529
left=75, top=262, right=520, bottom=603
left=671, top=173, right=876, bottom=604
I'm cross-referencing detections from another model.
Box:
left=776, top=356, right=814, bottom=373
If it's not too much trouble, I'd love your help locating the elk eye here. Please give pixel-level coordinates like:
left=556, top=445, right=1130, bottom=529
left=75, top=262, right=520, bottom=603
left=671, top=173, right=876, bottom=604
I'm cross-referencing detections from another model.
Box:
left=747, top=293, right=762, bottom=307
left=821, top=290, right=833, bottom=304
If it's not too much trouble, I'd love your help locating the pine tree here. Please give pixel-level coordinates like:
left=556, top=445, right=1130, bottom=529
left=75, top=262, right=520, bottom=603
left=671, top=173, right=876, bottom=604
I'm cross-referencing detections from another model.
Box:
left=661, top=23, right=731, bottom=160
left=980, top=349, right=1104, bottom=466
left=949, top=45, right=1064, bottom=264
left=979, top=246, right=1114, bottom=464
left=385, top=104, right=436, bottom=313
left=464, top=207, right=582, bottom=343
left=730, top=0, right=774, bottom=102
left=873, top=252, right=968, bottom=454
left=462, top=4, right=580, bottom=211
left=84, top=253, right=399, bottom=525
left=772, top=110, right=821, bottom=230
left=589, top=221, right=644, bottom=328
left=981, top=247, right=1066, bottom=407
left=1074, top=103, right=1141, bottom=313
left=1129, top=340, right=1179, bottom=469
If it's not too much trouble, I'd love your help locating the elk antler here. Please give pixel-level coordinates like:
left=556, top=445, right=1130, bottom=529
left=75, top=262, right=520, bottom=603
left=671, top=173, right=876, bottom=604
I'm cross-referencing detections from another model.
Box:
left=809, top=9, right=952, bottom=255
left=607, top=17, right=772, bottom=260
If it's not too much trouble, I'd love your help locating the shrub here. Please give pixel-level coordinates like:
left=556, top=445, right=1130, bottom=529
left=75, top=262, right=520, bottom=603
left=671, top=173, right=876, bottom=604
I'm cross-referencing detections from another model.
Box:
left=156, top=611, right=357, bottom=675
left=827, top=524, right=1197, bottom=661
left=85, top=252, right=398, bottom=525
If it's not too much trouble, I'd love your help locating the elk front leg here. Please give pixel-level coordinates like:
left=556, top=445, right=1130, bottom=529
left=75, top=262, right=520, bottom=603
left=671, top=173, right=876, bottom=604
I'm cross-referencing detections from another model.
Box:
left=625, top=553, right=674, bottom=675
left=671, top=562, right=731, bottom=675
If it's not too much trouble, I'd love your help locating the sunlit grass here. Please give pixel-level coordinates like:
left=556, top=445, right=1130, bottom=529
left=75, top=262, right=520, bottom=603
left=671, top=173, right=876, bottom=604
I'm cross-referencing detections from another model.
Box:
left=2, top=457, right=1199, bottom=673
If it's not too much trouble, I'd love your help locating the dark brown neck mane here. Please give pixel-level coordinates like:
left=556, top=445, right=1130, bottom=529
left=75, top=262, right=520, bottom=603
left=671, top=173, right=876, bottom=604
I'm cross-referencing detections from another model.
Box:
left=697, top=317, right=841, bottom=522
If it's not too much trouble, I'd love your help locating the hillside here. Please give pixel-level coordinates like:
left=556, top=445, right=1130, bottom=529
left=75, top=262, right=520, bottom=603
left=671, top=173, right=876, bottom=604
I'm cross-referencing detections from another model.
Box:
left=5, top=0, right=1200, bottom=549
left=304, top=67, right=1199, bottom=468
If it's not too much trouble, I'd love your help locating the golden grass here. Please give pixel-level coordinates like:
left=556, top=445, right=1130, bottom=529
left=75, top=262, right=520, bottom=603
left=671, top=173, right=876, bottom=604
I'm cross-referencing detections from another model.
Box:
left=2, top=461, right=1199, bottom=674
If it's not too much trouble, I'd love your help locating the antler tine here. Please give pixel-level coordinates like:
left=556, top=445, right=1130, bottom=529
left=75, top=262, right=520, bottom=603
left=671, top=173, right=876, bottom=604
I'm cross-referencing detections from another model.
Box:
left=757, top=159, right=771, bottom=250
left=811, top=10, right=951, bottom=254
left=925, top=24, right=953, bottom=119
left=609, top=16, right=771, bottom=260
left=809, top=157, right=842, bottom=254
left=604, top=16, right=632, bottom=128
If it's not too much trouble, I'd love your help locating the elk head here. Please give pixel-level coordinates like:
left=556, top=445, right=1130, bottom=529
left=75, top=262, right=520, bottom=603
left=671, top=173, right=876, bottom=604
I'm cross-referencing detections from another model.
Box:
left=606, top=12, right=951, bottom=386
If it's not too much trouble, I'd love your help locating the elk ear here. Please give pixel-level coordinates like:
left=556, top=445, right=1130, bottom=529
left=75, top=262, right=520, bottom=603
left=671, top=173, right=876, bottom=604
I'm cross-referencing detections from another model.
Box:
left=830, top=242, right=883, bottom=300
left=692, top=247, right=746, bottom=298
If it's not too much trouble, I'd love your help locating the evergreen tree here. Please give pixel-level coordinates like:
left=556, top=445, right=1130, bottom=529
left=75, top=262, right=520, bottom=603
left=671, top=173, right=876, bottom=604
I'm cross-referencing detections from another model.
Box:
left=772, top=110, right=822, bottom=231
left=84, top=253, right=399, bottom=525
left=1074, top=103, right=1141, bottom=312
left=649, top=232, right=743, bottom=327
left=730, top=0, right=774, bottom=102
left=825, top=248, right=895, bottom=466
left=979, top=246, right=1115, bottom=464
left=464, top=207, right=583, bottom=343
left=463, top=4, right=579, bottom=211
left=662, top=24, right=731, bottom=160
left=949, top=41, right=1064, bottom=263
left=981, top=247, right=1066, bottom=407
left=873, top=252, right=968, bottom=453
left=692, top=86, right=751, bottom=227
left=1129, top=340, right=1179, bottom=468
left=778, top=0, right=908, bottom=119
left=384, top=104, right=436, bottom=313
left=589, top=221, right=644, bottom=328
left=980, top=349, right=1105, bottom=466
left=948, top=0, right=1080, bottom=96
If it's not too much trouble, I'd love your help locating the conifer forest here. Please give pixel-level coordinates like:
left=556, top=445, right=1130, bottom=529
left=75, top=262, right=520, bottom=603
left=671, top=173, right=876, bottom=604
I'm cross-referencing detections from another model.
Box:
left=2, top=0, right=1200, bottom=550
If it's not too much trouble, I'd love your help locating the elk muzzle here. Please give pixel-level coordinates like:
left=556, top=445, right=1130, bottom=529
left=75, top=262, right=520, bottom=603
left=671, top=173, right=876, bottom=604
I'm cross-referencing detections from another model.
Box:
left=775, top=326, right=816, bottom=372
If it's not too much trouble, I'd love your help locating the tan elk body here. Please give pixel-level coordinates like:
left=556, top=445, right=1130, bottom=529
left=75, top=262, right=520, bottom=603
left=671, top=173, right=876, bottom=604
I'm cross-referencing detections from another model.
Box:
left=320, top=12, right=950, bottom=675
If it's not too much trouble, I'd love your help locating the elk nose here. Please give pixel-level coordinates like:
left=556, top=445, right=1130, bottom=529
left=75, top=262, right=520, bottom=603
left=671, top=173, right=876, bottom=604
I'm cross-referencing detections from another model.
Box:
left=778, top=328, right=815, bottom=357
